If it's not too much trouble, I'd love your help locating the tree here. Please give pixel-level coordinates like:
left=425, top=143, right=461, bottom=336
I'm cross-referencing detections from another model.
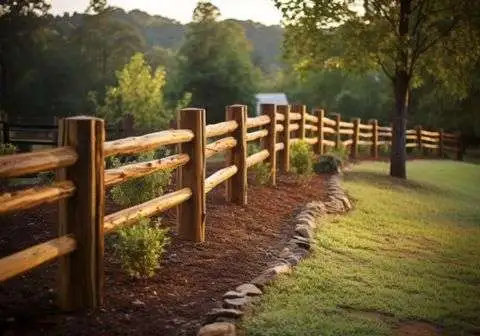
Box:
left=178, top=1, right=258, bottom=123
left=92, top=52, right=188, bottom=132
left=274, top=0, right=480, bottom=178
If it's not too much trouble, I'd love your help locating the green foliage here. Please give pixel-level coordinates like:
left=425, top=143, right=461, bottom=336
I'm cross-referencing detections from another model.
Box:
left=247, top=142, right=262, bottom=156
left=250, top=162, right=271, bottom=186
left=178, top=2, right=258, bottom=123
left=242, top=160, right=480, bottom=335
left=38, top=171, right=55, bottom=184
left=325, top=144, right=348, bottom=162
left=110, top=151, right=172, bottom=207
left=290, top=141, right=314, bottom=175
left=0, top=143, right=17, bottom=156
left=378, top=143, right=390, bottom=156
left=113, top=217, right=170, bottom=279
left=314, top=154, right=343, bottom=174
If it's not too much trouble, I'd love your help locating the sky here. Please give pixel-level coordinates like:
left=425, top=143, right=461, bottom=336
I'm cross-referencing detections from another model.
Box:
left=48, top=0, right=283, bottom=25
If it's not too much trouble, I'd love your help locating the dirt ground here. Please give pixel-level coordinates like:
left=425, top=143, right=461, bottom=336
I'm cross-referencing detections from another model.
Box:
left=0, top=169, right=328, bottom=336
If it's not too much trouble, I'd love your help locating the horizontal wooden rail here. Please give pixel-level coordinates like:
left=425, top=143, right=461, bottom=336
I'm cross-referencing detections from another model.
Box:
left=205, top=137, right=237, bottom=159
left=246, top=115, right=270, bottom=129
left=406, top=143, right=417, bottom=148
left=289, top=123, right=299, bottom=132
left=0, top=147, right=78, bottom=178
left=339, top=121, right=353, bottom=128
left=246, top=150, right=269, bottom=168
left=377, top=140, right=390, bottom=145
left=422, top=143, right=439, bottom=149
left=275, top=142, right=284, bottom=151
left=339, top=129, right=354, bottom=135
left=289, top=112, right=301, bottom=121
left=305, top=114, right=318, bottom=123
left=359, top=132, right=373, bottom=138
left=205, top=121, right=238, bottom=138
left=275, top=113, right=285, bottom=121
left=103, top=129, right=194, bottom=157
left=378, top=126, right=392, bottom=132
left=378, top=132, right=392, bottom=137
left=343, top=139, right=353, bottom=146
left=406, top=135, right=417, bottom=140
left=358, top=140, right=373, bottom=146
left=305, top=124, right=318, bottom=132
left=205, top=165, right=238, bottom=193
left=323, top=139, right=336, bottom=147
left=421, top=130, right=440, bottom=137
left=0, top=235, right=76, bottom=282
left=322, top=117, right=336, bottom=126
left=406, top=129, right=417, bottom=135
left=275, top=124, right=284, bottom=132
left=246, top=129, right=268, bottom=142
left=323, top=127, right=336, bottom=134
left=421, top=136, right=439, bottom=143
left=359, top=124, right=373, bottom=130
left=304, top=137, right=318, bottom=145
left=0, top=181, right=75, bottom=214
left=104, top=188, right=192, bottom=233
left=105, top=154, right=190, bottom=187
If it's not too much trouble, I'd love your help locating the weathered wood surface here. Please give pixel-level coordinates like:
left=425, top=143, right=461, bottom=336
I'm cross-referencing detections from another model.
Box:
left=289, top=123, right=299, bottom=132
left=358, top=140, right=373, bottom=146
left=0, top=235, right=76, bottom=282
left=339, top=121, right=354, bottom=128
left=305, top=124, right=318, bottom=131
left=275, top=124, right=284, bottom=132
left=359, top=132, right=373, bottom=138
left=406, top=143, right=418, bottom=148
left=378, top=126, right=392, bottom=132
left=322, top=127, right=336, bottom=134
left=359, top=123, right=373, bottom=130
left=205, top=137, right=237, bottom=159
left=323, top=139, right=336, bottom=147
left=246, top=129, right=268, bottom=142
left=0, top=181, right=75, bottom=214
left=104, top=188, right=192, bottom=233
left=104, top=129, right=194, bottom=157
left=275, top=142, right=284, bottom=151
left=406, top=129, right=417, bottom=135
left=378, top=132, right=392, bottom=137
left=278, top=105, right=290, bottom=172
left=422, top=143, right=439, bottom=149
left=246, top=115, right=270, bottom=129
left=205, top=121, right=238, bottom=138
left=370, top=119, right=378, bottom=158
left=350, top=118, right=360, bottom=159
left=0, top=147, right=77, bottom=178
left=205, top=165, right=238, bottom=193
left=263, top=104, right=277, bottom=186
left=322, top=117, right=336, bottom=126
left=105, top=154, right=190, bottom=187
left=289, top=112, right=301, bottom=121
left=421, top=135, right=440, bottom=143
left=405, top=134, right=418, bottom=140
left=304, top=137, right=318, bottom=145
left=275, top=113, right=285, bottom=121
left=246, top=150, right=269, bottom=168
left=343, top=139, right=353, bottom=146
left=339, top=129, right=354, bottom=135
left=226, top=105, right=247, bottom=205
left=421, top=130, right=440, bottom=137
left=315, top=109, right=324, bottom=155
left=305, top=114, right=319, bottom=123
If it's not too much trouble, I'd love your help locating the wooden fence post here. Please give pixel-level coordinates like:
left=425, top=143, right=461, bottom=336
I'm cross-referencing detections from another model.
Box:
left=350, top=118, right=360, bottom=159
left=299, top=105, right=306, bottom=140
left=315, top=109, right=324, bottom=155
left=226, top=105, right=247, bottom=205
left=57, top=116, right=105, bottom=311
left=370, top=119, right=378, bottom=159
left=332, top=113, right=341, bottom=149
left=262, top=104, right=277, bottom=186
left=438, top=128, right=444, bottom=158
left=278, top=105, right=290, bottom=172
left=2, top=121, right=9, bottom=144
left=456, top=132, right=464, bottom=161
left=177, top=108, right=206, bottom=242
left=415, top=125, right=423, bottom=155
left=290, top=104, right=302, bottom=140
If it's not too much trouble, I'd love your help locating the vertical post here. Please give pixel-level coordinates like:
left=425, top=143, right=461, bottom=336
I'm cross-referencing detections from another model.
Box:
left=278, top=105, right=290, bottom=172
left=262, top=104, right=277, bottom=186
left=331, top=113, right=341, bottom=149
left=226, top=105, right=247, bottom=205
left=290, top=104, right=302, bottom=139
left=57, top=116, right=105, bottom=311
left=456, top=132, right=464, bottom=161
left=3, top=121, right=9, bottom=144
left=350, top=118, right=360, bottom=159
left=314, top=109, right=324, bottom=155
left=438, top=128, right=444, bottom=158
left=370, top=119, right=378, bottom=159
left=299, top=105, right=306, bottom=140
left=415, top=125, right=422, bottom=155
left=177, top=108, right=206, bottom=242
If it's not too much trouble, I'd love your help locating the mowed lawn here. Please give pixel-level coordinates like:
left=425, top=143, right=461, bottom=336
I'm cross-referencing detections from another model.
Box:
left=242, top=160, right=480, bottom=336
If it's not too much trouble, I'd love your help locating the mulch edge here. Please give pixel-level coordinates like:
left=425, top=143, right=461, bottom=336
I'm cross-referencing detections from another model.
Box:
left=196, top=173, right=353, bottom=336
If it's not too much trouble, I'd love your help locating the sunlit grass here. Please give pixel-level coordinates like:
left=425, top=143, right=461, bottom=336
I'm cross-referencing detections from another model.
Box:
left=242, top=160, right=480, bottom=336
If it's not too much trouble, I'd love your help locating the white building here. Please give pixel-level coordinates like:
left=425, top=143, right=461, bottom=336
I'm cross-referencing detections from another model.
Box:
left=255, top=93, right=289, bottom=116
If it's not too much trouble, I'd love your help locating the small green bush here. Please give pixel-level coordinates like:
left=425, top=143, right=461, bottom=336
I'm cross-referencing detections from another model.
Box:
left=247, top=142, right=262, bottom=156
left=378, top=143, right=390, bottom=156
left=113, top=218, right=170, bottom=279
left=0, top=143, right=17, bottom=156
left=325, top=144, right=348, bottom=161
left=290, top=140, right=314, bottom=175
left=314, top=155, right=343, bottom=174
left=250, top=162, right=271, bottom=185
left=110, top=151, right=172, bottom=207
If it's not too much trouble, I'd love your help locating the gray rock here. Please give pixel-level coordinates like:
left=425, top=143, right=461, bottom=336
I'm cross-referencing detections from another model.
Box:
left=197, top=322, right=236, bottom=336
left=222, top=291, right=244, bottom=299
left=291, top=236, right=312, bottom=249
left=295, top=224, right=314, bottom=239
left=206, top=308, right=243, bottom=323
left=251, top=263, right=292, bottom=288
left=223, top=297, right=251, bottom=310
left=235, top=283, right=262, bottom=296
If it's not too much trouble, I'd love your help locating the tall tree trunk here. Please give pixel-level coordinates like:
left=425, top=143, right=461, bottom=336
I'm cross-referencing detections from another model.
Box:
left=390, top=0, right=411, bottom=179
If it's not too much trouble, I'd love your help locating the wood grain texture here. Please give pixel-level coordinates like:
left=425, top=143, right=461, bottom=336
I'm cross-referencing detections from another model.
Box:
left=205, top=165, right=238, bottom=194
left=205, top=121, right=238, bottom=138
left=226, top=105, right=247, bottom=205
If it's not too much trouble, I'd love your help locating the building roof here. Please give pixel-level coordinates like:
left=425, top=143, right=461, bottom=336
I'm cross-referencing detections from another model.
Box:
left=255, top=93, right=289, bottom=105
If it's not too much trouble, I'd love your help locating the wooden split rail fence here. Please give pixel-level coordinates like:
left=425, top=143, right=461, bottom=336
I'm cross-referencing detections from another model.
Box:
left=0, top=104, right=462, bottom=311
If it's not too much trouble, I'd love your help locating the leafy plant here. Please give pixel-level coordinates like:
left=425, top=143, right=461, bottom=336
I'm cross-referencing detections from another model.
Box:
left=314, top=155, right=343, bottom=174
left=325, top=144, right=348, bottom=161
left=378, top=143, right=390, bottom=156
left=247, top=142, right=262, bottom=156
left=113, top=218, right=170, bottom=279
left=110, top=151, right=172, bottom=207
left=0, top=143, right=17, bottom=156
left=290, top=140, right=314, bottom=175
left=250, top=162, right=271, bottom=185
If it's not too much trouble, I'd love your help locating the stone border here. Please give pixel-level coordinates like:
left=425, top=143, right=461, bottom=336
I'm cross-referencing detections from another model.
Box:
left=197, top=174, right=352, bottom=336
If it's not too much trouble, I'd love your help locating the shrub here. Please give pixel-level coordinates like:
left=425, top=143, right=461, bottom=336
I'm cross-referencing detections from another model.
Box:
left=0, top=143, right=17, bottom=156
left=113, top=218, right=170, bottom=279
left=290, top=140, right=314, bottom=175
left=379, top=143, right=390, bottom=156
left=325, top=144, right=348, bottom=161
left=314, top=155, right=343, bottom=174
left=247, top=142, right=262, bottom=156
left=250, top=162, right=271, bottom=185
left=110, top=151, right=172, bottom=207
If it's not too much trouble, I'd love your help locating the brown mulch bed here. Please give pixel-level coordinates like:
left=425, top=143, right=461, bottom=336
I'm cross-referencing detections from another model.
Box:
left=0, top=169, right=328, bottom=336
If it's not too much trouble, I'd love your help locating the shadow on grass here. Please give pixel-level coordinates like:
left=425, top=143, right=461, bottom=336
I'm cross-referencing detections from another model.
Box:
left=343, top=170, right=447, bottom=196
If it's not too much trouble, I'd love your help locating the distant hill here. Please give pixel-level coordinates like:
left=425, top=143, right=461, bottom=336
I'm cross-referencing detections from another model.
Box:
left=55, top=8, right=284, bottom=73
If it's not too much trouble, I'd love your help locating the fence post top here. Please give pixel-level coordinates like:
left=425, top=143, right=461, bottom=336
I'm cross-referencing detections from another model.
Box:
left=65, top=116, right=103, bottom=122
left=180, top=107, right=206, bottom=112
left=351, top=117, right=361, bottom=122
left=368, top=119, right=378, bottom=123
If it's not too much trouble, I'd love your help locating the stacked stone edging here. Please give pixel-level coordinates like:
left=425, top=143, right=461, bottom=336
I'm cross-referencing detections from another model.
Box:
left=197, top=175, right=352, bottom=336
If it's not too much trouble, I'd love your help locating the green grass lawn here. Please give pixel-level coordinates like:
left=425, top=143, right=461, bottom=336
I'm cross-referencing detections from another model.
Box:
left=241, top=160, right=480, bottom=336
